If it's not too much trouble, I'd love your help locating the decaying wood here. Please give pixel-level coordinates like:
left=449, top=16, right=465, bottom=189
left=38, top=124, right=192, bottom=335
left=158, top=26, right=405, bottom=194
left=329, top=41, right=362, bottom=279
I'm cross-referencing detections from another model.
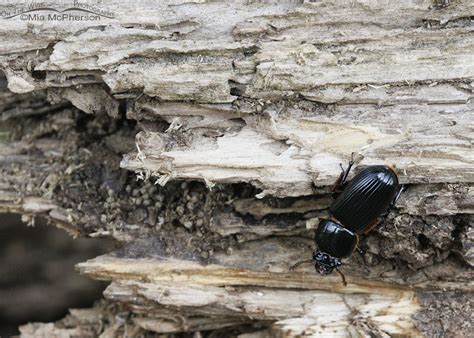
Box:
left=0, top=0, right=473, bottom=337
left=2, top=1, right=473, bottom=196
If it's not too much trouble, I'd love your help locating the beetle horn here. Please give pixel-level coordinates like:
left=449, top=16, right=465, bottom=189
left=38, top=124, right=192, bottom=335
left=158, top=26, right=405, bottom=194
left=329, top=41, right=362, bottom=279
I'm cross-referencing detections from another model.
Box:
left=289, top=259, right=314, bottom=271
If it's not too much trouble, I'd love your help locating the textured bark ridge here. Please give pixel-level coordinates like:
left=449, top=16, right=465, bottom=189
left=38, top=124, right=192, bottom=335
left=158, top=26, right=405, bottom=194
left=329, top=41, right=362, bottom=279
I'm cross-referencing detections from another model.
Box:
left=0, top=0, right=473, bottom=337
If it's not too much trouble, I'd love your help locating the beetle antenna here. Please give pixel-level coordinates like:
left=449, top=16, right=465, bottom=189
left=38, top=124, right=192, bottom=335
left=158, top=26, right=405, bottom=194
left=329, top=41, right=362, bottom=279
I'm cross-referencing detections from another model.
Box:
left=335, top=267, right=347, bottom=287
left=289, top=259, right=314, bottom=271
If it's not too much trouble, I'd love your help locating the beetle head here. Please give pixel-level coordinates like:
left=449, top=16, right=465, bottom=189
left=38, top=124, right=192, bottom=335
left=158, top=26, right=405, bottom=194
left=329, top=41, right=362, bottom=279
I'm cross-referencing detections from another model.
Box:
left=312, top=250, right=341, bottom=275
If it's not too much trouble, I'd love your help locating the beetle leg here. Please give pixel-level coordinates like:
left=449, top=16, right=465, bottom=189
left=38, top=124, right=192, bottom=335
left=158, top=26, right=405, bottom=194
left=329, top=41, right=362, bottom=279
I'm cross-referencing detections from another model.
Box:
left=390, top=185, right=406, bottom=208
left=331, top=153, right=355, bottom=195
left=361, top=218, right=381, bottom=234
left=341, top=152, right=355, bottom=185
left=289, top=259, right=314, bottom=271
left=331, top=167, right=345, bottom=194
left=376, top=185, right=407, bottom=227
left=335, top=267, right=347, bottom=287
left=374, top=185, right=407, bottom=229
left=354, top=233, right=367, bottom=258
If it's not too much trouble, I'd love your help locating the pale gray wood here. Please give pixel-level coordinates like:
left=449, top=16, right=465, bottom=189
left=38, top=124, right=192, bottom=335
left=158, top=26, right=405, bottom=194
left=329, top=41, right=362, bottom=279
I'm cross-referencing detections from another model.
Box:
left=1, top=1, right=473, bottom=195
left=0, top=0, right=473, bottom=337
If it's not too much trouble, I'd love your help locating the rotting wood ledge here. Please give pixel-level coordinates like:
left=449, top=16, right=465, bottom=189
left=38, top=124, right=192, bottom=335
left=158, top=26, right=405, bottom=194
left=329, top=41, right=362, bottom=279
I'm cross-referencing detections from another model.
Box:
left=76, top=252, right=424, bottom=337
left=1, top=0, right=473, bottom=197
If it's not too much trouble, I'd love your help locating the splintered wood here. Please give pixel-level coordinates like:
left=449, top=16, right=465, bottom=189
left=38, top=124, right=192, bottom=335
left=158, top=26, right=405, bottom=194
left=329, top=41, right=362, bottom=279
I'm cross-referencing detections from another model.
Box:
left=0, top=1, right=472, bottom=197
left=77, top=249, right=421, bottom=337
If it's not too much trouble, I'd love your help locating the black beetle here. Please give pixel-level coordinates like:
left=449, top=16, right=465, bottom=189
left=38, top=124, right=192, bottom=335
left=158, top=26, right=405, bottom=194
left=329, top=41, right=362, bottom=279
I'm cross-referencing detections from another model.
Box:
left=291, top=155, right=405, bottom=285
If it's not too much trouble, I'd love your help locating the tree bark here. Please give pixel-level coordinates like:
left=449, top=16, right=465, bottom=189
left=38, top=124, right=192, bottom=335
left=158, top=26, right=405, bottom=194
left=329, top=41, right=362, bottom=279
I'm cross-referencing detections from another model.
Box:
left=0, top=0, right=473, bottom=337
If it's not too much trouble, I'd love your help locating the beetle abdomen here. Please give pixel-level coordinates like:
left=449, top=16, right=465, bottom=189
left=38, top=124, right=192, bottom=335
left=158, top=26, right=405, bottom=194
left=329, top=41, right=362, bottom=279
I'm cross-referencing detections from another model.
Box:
left=329, top=165, right=399, bottom=234
left=315, top=219, right=357, bottom=258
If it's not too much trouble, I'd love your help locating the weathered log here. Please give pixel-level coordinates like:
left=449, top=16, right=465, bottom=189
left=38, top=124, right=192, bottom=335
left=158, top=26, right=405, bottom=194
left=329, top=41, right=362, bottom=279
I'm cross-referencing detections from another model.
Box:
left=0, top=0, right=473, bottom=337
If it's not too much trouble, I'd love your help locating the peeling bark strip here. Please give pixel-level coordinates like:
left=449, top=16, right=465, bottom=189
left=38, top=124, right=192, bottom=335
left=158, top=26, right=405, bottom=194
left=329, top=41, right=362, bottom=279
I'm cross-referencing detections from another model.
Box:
left=1, top=0, right=473, bottom=337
